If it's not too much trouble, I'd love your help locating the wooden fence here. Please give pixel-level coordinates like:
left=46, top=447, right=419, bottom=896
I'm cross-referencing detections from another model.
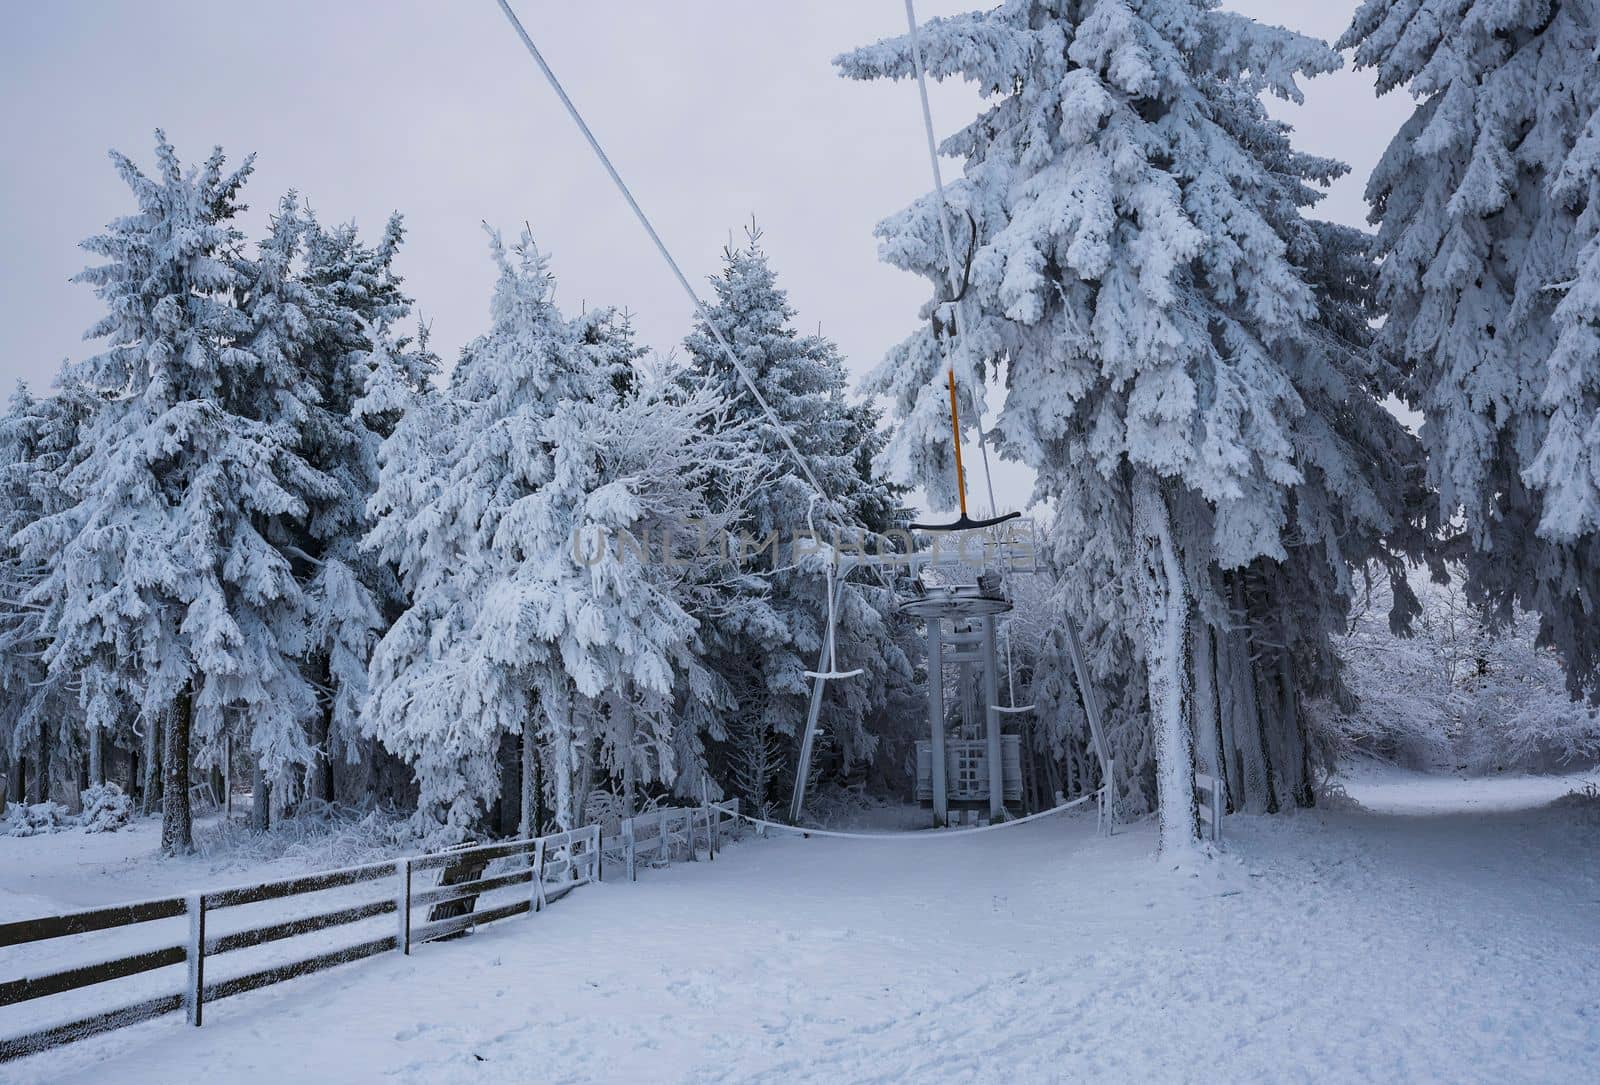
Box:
left=2, top=802, right=742, bottom=1064
left=614, top=798, right=741, bottom=882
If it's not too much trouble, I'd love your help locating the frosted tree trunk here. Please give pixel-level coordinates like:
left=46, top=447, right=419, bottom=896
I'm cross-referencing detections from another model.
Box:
left=519, top=720, right=536, bottom=838
left=61, top=757, right=82, bottom=815
left=310, top=683, right=334, bottom=806
left=1191, top=621, right=1223, bottom=787
left=30, top=721, right=49, bottom=804
left=1225, top=573, right=1273, bottom=813
left=1254, top=647, right=1290, bottom=813
left=573, top=739, right=595, bottom=830
left=141, top=714, right=162, bottom=816
left=1215, top=634, right=1242, bottom=809
left=620, top=715, right=637, bottom=819
left=1276, top=649, right=1312, bottom=807
left=543, top=680, right=576, bottom=831
left=87, top=728, right=104, bottom=788
left=251, top=762, right=271, bottom=832
left=1132, top=472, right=1198, bottom=853
left=161, top=687, right=194, bottom=856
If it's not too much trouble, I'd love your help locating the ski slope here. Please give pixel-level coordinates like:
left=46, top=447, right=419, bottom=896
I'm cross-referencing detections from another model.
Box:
left=6, top=766, right=1598, bottom=1084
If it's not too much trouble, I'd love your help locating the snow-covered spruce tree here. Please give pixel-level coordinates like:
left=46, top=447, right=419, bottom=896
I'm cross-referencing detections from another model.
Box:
left=681, top=228, right=913, bottom=815
left=290, top=205, right=422, bottom=808
left=219, top=198, right=361, bottom=818
left=364, top=229, right=745, bottom=840
left=19, top=134, right=329, bottom=854
left=0, top=381, right=99, bottom=806
left=840, top=2, right=1425, bottom=846
left=361, top=229, right=609, bottom=839
left=1342, top=0, right=1600, bottom=698
left=0, top=383, right=56, bottom=808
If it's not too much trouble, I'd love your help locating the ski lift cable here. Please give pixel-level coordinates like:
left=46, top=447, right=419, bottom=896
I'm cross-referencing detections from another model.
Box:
left=491, top=0, right=831, bottom=509
left=905, top=2, right=1115, bottom=782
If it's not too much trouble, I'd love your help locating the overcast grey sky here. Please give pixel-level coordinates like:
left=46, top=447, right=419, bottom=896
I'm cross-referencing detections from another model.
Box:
left=0, top=1, right=1409, bottom=511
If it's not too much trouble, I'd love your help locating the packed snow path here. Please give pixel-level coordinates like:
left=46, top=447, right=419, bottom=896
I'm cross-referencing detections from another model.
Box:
left=9, top=768, right=1598, bottom=1084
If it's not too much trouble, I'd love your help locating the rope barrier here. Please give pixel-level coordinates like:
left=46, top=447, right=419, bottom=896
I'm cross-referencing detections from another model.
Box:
left=712, top=787, right=1105, bottom=842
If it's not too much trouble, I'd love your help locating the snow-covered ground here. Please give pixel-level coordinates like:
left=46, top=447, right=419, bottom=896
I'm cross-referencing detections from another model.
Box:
left=4, top=764, right=1598, bottom=1084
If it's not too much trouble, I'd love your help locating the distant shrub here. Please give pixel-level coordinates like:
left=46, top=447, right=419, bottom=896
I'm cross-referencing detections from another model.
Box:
left=1325, top=571, right=1600, bottom=774
left=3, top=801, right=75, bottom=837
left=80, top=782, right=134, bottom=833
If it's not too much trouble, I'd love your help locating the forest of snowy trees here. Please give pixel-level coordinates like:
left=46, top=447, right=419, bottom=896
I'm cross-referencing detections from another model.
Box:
left=2, top=0, right=1598, bottom=855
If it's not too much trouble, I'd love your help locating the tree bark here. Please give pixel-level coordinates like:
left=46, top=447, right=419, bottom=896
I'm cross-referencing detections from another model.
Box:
left=32, top=719, right=51, bottom=804
left=1191, top=620, right=1223, bottom=788
left=142, top=713, right=162, bottom=817
left=1277, top=648, right=1313, bottom=807
left=309, top=657, right=336, bottom=806
left=251, top=761, right=271, bottom=832
left=1132, top=471, right=1198, bottom=853
left=543, top=680, right=577, bottom=831
left=87, top=728, right=104, bottom=788
left=619, top=716, right=637, bottom=820
left=1225, top=572, right=1274, bottom=813
left=520, top=721, right=537, bottom=837
left=532, top=739, right=547, bottom=838
left=160, top=686, right=194, bottom=855
left=1248, top=659, right=1286, bottom=819
left=1214, top=631, right=1242, bottom=810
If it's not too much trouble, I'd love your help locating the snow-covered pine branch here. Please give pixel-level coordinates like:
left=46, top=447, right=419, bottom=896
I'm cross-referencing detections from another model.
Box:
left=1343, top=0, right=1600, bottom=700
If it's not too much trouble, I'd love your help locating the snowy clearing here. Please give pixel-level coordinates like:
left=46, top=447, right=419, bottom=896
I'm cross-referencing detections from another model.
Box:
left=4, top=765, right=1597, bottom=1084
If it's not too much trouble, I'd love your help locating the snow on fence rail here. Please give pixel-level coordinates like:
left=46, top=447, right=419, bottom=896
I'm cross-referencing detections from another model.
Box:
left=0, top=801, right=741, bottom=1064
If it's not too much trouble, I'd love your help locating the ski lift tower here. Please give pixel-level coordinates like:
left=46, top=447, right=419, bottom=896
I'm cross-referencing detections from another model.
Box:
left=899, top=535, right=1032, bottom=827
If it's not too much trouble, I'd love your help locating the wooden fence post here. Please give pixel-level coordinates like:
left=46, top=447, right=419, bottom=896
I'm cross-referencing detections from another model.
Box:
left=531, top=837, right=547, bottom=913
left=398, top=860, right=412, bottom=954
left=595, top=826, right=603, bottom=883
left=186, top=893, right=205, bottom=1026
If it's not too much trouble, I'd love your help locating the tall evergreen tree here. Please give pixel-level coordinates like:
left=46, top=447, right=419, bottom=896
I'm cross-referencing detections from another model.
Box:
left=291, top=206, right=421, bottom=805
left=1343, top=0, right=1600, bottom=700
left=839, top=1, right=1424, bottom=846
left=363, top=229, right=736, bottom=839
left=0, top=382, right=98, bottom=805
left=681, top=228, right=912, bottom=815
left=19, top=133, right=329, bottom=853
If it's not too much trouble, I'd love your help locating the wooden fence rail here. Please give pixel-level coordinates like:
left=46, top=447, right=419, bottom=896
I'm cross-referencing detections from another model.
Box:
left=616, top=798, right=741, bottom=882
left=0, top=808, right=731, bottom=1065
